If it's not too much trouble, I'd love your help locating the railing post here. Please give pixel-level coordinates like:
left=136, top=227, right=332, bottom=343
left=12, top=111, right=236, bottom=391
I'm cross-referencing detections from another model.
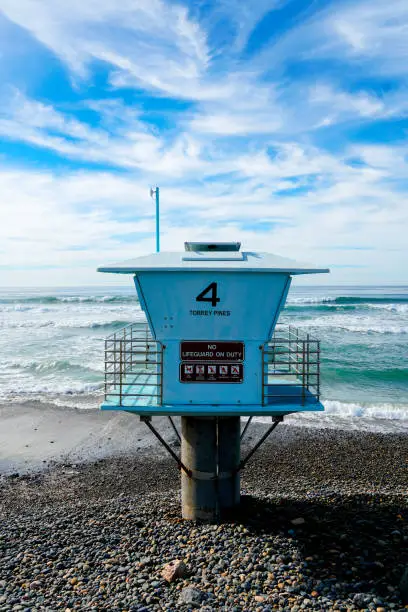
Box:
left=123, top=326, right=127, bottom=374
left=261, top=344, right=265, bottom=406
left=306, top=333, right=310, bottom=391
left=159, top=343, right=164, bottom=405
left=296, top=327, right=300, bottom=377
left=114, top=331, right=118, bottom=390
left=130, top=324, right=133, bottom=372
left=119, top=339, right=123, bottom=405
left=302, top=340, right=306, bottom=405
left=288, top=326, right=291, bottom=374
left=104, top=339, right=107, bottom=399
left=145, top=324, right=149, bottom=367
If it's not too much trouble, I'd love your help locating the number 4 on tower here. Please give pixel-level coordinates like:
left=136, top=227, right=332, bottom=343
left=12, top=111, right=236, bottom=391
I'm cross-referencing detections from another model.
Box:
left=196, top=282, right=220, bottom=307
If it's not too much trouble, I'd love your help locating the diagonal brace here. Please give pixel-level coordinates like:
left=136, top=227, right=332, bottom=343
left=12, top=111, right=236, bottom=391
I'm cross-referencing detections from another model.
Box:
left=240, top=416, right=253, bottom=441
left=140, top=416, right=192, bottom=477
left=168, top=416, right=181, bottom=443
left=236, top=416, right=283, bottom=473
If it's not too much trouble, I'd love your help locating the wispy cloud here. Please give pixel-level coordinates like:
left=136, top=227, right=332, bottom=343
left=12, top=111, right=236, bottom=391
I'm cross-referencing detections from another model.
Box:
left=0, top=0, right=407, bottom=284
left=0, top=0, right=210, bottom=97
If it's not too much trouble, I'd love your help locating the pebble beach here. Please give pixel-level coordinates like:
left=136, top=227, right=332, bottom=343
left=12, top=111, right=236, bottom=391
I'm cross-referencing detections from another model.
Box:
left=1, top=422, right=407, bottom=611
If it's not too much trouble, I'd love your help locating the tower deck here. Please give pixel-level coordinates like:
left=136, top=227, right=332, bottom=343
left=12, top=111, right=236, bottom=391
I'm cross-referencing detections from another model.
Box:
left=101, top=322, right=323, bottom=416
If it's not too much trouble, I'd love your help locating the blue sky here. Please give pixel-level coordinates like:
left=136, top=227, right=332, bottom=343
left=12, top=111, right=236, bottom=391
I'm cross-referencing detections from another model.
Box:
left=0, top=0, right=407, bottom=286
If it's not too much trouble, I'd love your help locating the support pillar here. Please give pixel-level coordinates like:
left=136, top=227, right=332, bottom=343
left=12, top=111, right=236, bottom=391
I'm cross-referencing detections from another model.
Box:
left=181, top=416, right=240, bottom=521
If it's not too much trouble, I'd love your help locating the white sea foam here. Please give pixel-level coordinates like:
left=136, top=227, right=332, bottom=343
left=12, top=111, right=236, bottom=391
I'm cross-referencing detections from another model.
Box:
left=368, top=303, right=408, bottom=314
left=0, top=381, right=103, bottom=401
left=289, top=302, right=408, bottom=314
left=0, top=310, right=146, bottom=329
left=323, top=399, right=408, bottom=420
left=253, top=400, right=408, bottom=432
left=295, top=313, right=408, bottom=334
left=287, top=296, right=336, bottom=305
left=0, top=358, right=104, bottom=374
left=286, top=297, right=408, bottom=313
left=0, top=320, right=131, bottom=329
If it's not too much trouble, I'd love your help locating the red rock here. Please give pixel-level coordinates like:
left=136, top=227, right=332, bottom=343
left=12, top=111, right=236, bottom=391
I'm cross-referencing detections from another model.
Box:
left=161, top=560, right=187, bottom=583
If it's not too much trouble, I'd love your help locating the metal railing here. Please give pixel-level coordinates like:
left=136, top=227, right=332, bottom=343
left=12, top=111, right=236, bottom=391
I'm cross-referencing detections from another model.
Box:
left=262, top=325, right=320, bottom=405
left=104, top=323, right=320, bottom=408
left=104, top=322, right=163, bottom=405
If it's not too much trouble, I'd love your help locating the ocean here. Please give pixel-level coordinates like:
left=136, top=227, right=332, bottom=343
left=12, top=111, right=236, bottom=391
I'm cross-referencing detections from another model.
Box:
left=0, top=285, right=407, bottom=433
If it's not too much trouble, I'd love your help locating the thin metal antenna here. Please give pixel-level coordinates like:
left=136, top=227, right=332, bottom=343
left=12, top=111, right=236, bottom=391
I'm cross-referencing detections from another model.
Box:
left=150, top=186, right=160, bottom=252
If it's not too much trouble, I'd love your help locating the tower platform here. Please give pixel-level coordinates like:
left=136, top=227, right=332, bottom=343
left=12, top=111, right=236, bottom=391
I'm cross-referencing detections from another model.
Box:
left=101, top=380, right=323, bottom=416
left=101, top=322, right=323, bottom=417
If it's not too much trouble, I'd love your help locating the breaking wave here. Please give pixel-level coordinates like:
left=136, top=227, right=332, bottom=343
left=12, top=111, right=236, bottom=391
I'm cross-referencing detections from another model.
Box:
left=2, top=359, right=103, bottom=375
left=255, top=400, right=408, bottom=432
left=322, top=399, right=408, bottom=420
left=287, top=295, right=408, bottom=305
left=0, top=295, right=138, bottom=305
left=0, top=319, right=136, bottom=330
left=295, top=314, right=408, bottom=335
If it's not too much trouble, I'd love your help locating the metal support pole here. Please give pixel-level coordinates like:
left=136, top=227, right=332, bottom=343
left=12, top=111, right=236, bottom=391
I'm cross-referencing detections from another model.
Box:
left=217, top=417, right=240, bottom=514
left=155, top=187, right=160, bottom=253
left=181, top=417, right=240, bottom=521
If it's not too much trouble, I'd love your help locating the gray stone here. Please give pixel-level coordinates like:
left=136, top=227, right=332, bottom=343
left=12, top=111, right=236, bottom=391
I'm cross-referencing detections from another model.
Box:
left=290, top=518, right=305, bottom=526
left=29, top=580, right=42, bottom=589
left=353, top=592, right=370, bottom=607
left=178, top=587, right=204, bottom=608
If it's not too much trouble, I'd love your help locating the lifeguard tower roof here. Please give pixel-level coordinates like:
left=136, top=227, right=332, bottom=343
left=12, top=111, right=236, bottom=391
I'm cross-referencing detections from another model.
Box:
left=98, top=245, right=329, bottom=275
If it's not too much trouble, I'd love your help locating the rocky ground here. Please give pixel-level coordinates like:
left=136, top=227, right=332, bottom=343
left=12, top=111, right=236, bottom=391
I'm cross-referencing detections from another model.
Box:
left=0, top=425, right=407, bottom=611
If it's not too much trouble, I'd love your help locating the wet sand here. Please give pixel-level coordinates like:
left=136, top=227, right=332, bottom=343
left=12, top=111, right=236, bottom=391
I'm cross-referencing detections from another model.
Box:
left=0, top=402, right=170, bottom=475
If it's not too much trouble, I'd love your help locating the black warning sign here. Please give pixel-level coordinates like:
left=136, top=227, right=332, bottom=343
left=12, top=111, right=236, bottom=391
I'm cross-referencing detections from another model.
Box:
left=180, top=363, right=243, bottom=383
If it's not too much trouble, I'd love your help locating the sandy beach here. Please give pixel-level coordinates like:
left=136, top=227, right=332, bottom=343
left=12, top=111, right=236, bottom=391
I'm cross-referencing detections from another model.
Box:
left=0, top=402, right=407, bottom=610
left=0, top=401, right=172, bottom=476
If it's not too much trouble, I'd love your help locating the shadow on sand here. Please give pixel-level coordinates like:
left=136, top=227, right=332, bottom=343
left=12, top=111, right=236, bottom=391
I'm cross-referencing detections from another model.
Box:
left=234, top=493, right=408, bottom=606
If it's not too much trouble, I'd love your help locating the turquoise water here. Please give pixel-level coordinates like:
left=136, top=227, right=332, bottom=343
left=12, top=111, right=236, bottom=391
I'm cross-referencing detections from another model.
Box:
left=0, top=285, right=407, bottom=431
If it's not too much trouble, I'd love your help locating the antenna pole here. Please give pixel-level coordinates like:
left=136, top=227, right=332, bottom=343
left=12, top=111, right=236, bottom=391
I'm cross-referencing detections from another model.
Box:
left=155, top=186, right=160, bottom=253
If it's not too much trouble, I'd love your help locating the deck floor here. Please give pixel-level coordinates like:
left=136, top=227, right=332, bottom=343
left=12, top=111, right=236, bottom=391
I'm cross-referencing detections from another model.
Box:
left=101, top=373, right=323, bottom=416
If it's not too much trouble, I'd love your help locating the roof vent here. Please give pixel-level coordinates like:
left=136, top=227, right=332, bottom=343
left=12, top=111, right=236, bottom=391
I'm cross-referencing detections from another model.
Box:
left=184, top=242, right=241, bottom=252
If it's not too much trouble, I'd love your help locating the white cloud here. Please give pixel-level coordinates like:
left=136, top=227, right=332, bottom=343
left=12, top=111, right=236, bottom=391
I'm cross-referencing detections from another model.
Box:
left=0, top=0, right=407, bottom=286
left=0, top=92, right=232, bottom=177
left=1, top=134, right=407, bottom=285
left=258, top=0, right=408, bottom=78
left=0, top=0, right=210, bottom=98
left=330, top=1, right=408, bottom=72
left=309, top=84, right=385, bottom=119
left=189, top=112, right=281, bottom=135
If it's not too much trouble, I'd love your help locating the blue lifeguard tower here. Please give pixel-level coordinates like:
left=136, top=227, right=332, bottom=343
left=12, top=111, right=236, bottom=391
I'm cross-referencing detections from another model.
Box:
left=98, top=242, right=328, bottom=520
